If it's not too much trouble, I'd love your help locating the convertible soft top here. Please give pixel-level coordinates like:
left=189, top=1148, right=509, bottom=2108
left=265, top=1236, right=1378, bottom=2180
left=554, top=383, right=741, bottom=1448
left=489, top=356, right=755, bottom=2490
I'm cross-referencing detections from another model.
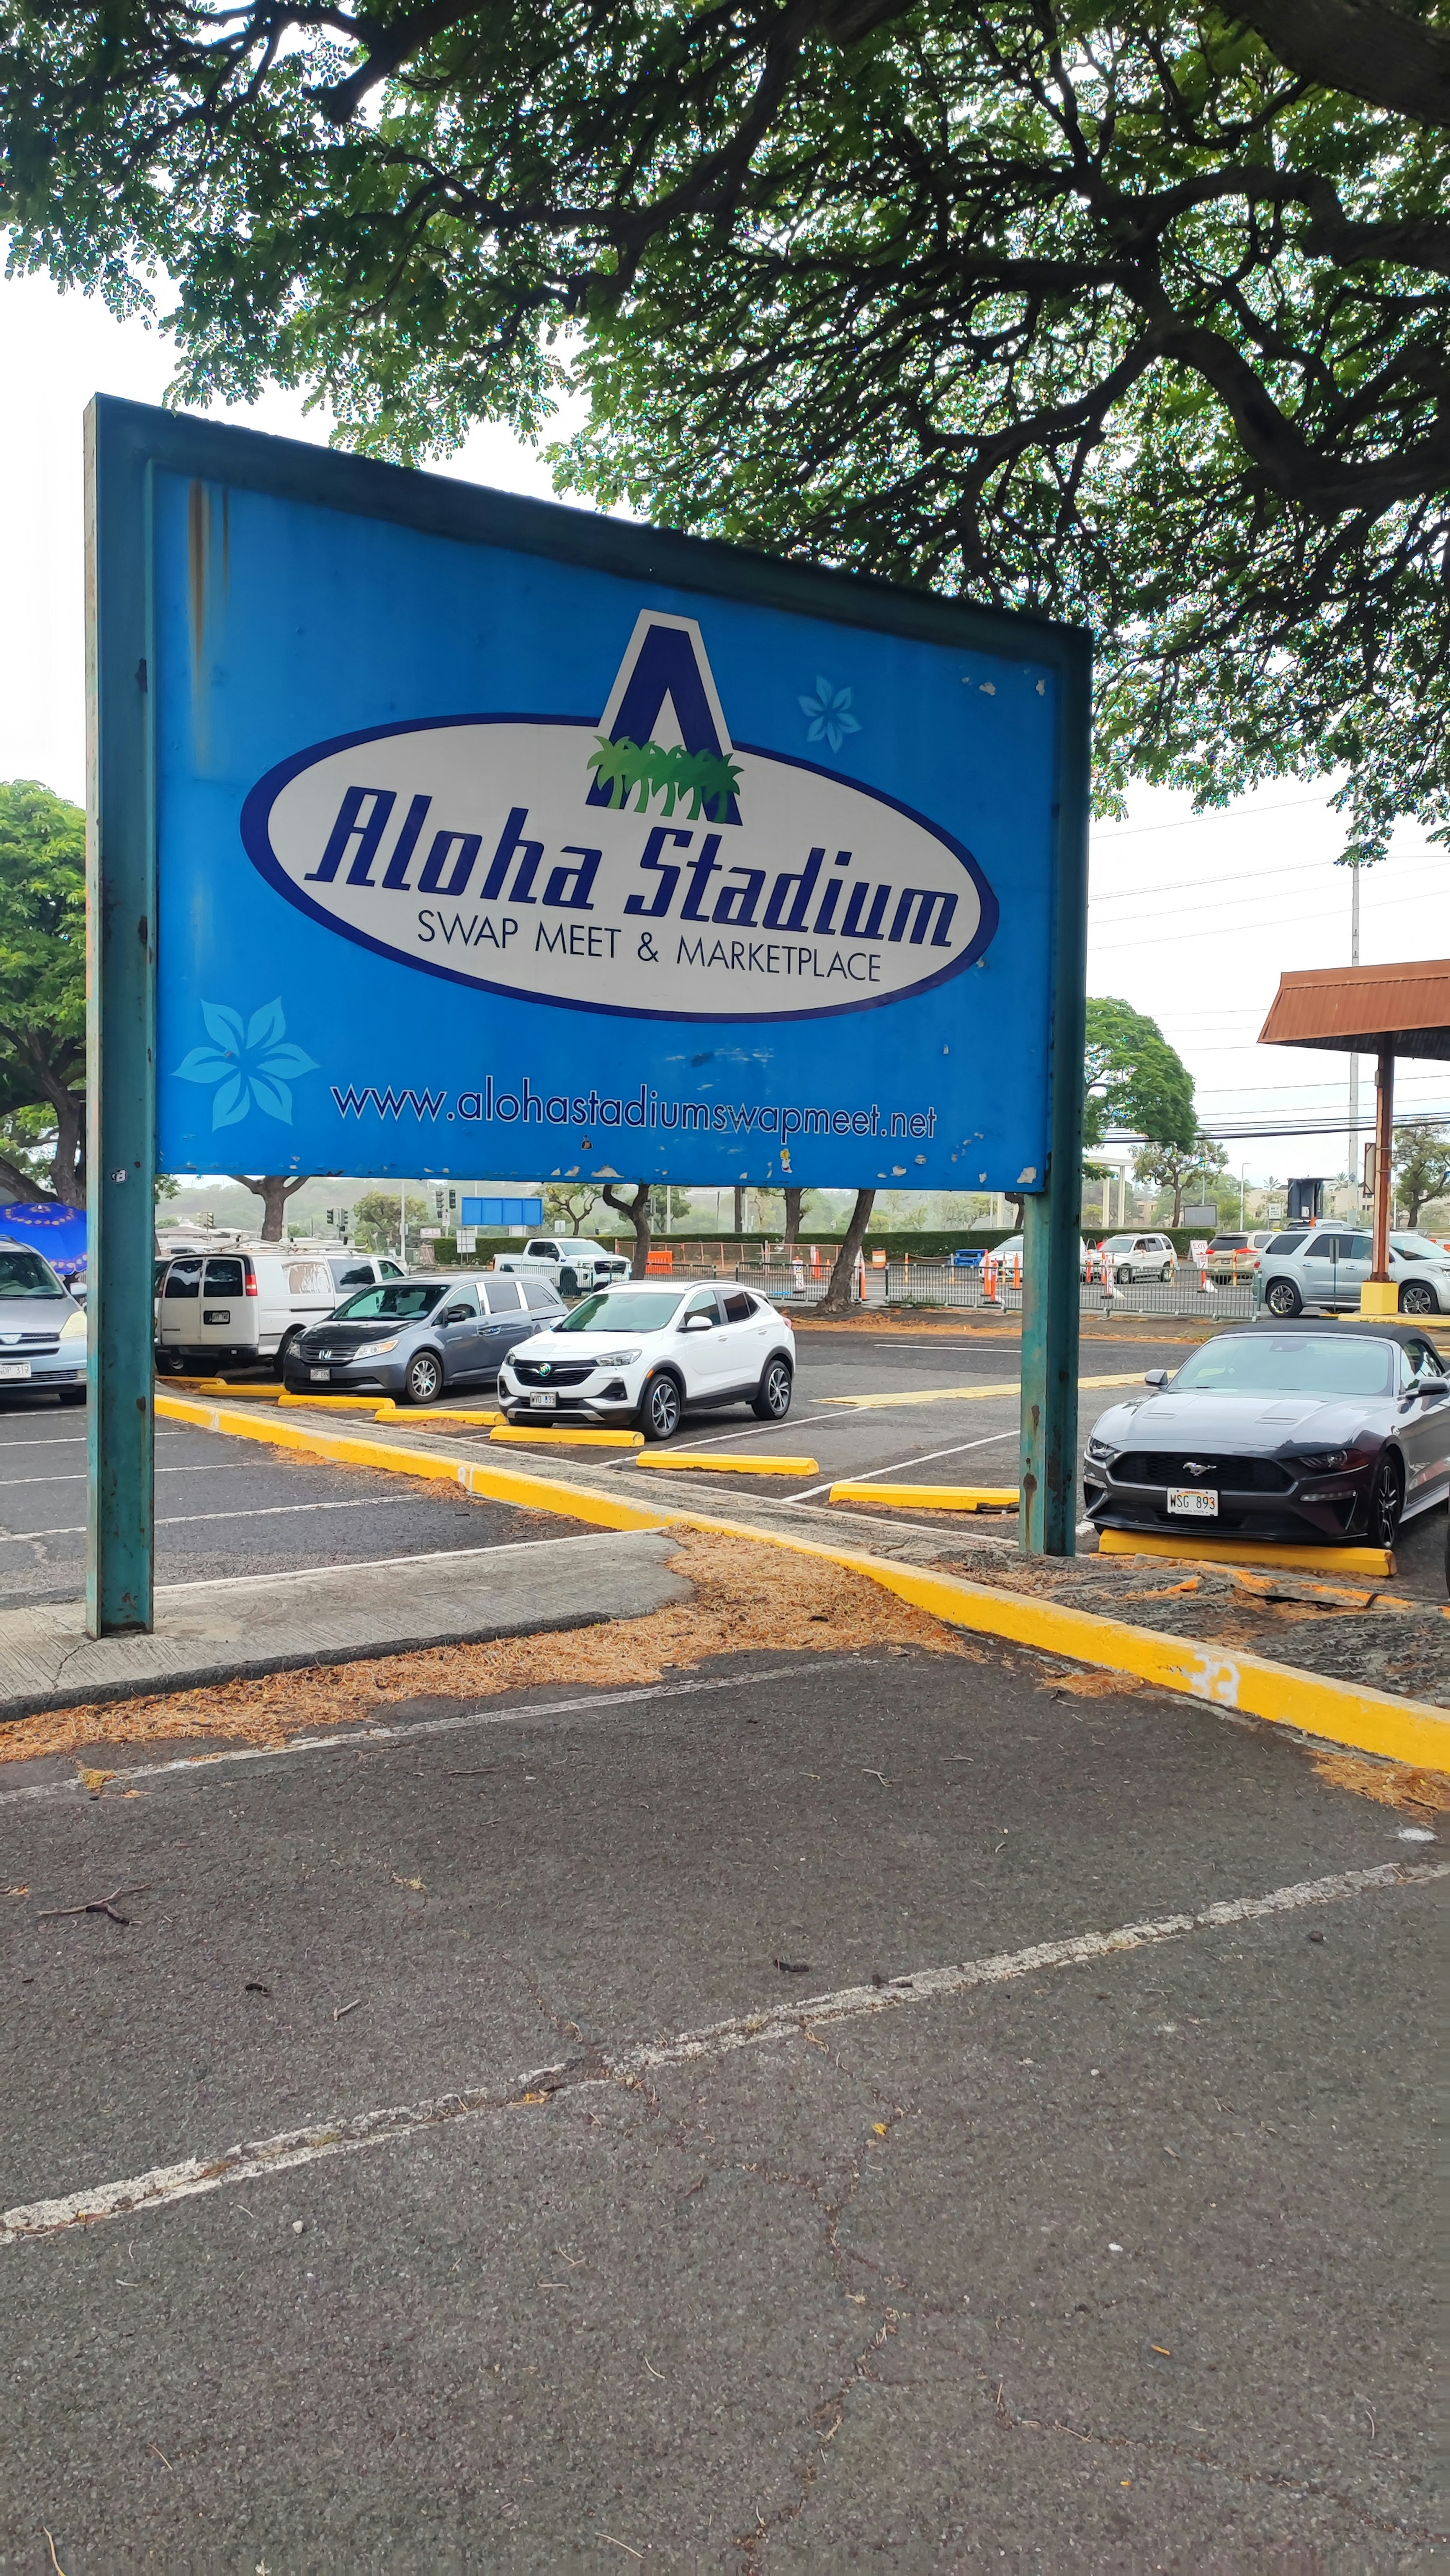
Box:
left=1232, top=1317, right=1438, bottom=1356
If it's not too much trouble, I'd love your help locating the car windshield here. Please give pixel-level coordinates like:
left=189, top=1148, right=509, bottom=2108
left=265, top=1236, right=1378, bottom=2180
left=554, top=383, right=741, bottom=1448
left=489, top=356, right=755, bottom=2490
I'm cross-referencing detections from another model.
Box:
left=1390, top=1234, right=1445, bottom=1263
left=331, top=1283, right=444, bottom=1321
left=1170, top=1334, right=1394, bottom=1399
left=0, top=1249, right=66, bottom=1300
left=1103, top=1236, right=1136, bottom=1252
left=556, top=1289, right=686, bottom=1333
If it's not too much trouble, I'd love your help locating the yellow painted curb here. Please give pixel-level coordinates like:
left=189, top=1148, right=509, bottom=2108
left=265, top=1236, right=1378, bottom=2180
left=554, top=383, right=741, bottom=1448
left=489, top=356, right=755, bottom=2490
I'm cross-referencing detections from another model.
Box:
left=633, top=1452, right=821, bottom=1477
left=647, top=1508, right=1448, bottom=1776
left=154, top=1393, right=666, bottom=1534
left=490, top=1425, right=644, bottom=1450
left=1098, top=1528, right=1395, bottom=1579
left=374, top=1402, right=502, bottom=1426
left=157, top=1391, right=1448, bottom=1775
left=278, top=1390, right=393, bottom=1414
left=162, top=1378, right=279, bottom=1400
left=830, top=1482, right=1019, bottom=1512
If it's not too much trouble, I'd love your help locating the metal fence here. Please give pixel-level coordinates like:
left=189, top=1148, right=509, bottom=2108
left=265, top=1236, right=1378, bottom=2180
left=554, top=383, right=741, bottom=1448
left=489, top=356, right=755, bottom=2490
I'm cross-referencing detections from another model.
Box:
left=742, top=1259, right=1255, bottom=1321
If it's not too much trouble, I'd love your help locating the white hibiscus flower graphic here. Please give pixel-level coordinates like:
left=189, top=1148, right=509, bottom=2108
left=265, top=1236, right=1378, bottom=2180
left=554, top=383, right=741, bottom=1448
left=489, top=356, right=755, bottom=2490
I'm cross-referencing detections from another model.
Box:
left=174, top=1000, right=319, bottom=1131
left=798, top=677, right=862, bottom=755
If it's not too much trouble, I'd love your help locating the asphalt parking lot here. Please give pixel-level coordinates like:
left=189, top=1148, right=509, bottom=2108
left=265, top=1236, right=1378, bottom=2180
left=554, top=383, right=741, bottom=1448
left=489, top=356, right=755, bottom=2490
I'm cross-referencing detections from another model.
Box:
left=0, top=1315, right=1444, bottom=1605
left=1, top=1633, right=1440, bottom=2567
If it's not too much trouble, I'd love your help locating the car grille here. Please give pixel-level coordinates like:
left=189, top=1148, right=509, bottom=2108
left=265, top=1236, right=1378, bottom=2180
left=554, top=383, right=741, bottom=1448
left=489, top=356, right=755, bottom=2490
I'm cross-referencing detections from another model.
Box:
left=511, top=1360, right=596, bottom=1388
left=1110, top=1451, right=1294, bottom=1494
left=0, top=1334, right=61, bottom=1352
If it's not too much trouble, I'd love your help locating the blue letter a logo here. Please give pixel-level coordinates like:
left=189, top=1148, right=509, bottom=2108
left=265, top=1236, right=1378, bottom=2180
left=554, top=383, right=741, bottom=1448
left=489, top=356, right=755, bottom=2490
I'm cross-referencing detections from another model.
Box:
left=586, top=613, right=742, bottom=824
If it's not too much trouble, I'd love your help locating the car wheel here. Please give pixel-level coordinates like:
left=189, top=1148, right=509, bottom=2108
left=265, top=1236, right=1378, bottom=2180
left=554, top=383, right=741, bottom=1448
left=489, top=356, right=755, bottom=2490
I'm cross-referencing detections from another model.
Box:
left=1399, top=1281, right=1435, bottom=1315
left=1159, top=1262, right=1174, bottom=1283
left=559, top=1268, right=578, bottom=1296
left=272, top=1329, right=300, bottom=1380
left=1265, top=1277, right=1302, bottom=1317
left=638, top=1371, right=682, bottom=1441
left=751, top=1357, right=794, bottom=1422
left=57, top=1387, right=86, bottom=1406
left=403, top=1350, right=443, bottom=1405
left=1368, top=1452, right=1403, bottom=1549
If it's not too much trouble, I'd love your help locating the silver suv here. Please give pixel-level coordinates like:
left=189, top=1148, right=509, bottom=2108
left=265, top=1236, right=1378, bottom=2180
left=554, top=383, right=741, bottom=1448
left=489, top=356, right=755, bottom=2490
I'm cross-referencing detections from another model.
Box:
left=1256, top=1227, right=1450, bottom=1318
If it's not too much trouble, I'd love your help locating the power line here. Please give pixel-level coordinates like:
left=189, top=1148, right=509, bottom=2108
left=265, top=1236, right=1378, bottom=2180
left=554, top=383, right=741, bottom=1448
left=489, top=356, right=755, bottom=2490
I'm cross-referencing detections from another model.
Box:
left=1088, top=849, right=1439, bottom=905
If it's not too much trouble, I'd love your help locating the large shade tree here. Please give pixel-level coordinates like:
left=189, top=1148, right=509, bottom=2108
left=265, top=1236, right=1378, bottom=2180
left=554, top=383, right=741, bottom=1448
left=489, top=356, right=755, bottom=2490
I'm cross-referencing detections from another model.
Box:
left=0, top=781, right=86, bottom=1206
left=2, top=0, right=1444, bottom=858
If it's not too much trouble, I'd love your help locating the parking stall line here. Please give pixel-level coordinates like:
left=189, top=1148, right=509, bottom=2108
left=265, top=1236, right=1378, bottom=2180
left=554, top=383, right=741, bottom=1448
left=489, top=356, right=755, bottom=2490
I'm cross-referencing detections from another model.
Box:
left=785, top=1426, right=1020, bottom=1505
left=4, top=1861, right=1439, bottom=2247
left=0, top=1656, right=844, bottom=1808
left=0, top=1498, right=394, bottom=1544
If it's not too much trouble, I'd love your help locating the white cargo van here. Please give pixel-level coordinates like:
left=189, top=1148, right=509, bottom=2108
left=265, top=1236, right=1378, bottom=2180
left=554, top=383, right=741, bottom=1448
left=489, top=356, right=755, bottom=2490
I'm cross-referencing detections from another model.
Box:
left=155, top=1249, right=406, bottom=1375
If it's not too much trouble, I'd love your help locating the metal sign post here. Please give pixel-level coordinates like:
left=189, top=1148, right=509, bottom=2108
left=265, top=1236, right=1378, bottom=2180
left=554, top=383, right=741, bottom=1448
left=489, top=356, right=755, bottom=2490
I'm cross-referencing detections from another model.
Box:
left=85, top=394, right=1090, bottom=1631
left=85, top=406, right=157, bottom=1635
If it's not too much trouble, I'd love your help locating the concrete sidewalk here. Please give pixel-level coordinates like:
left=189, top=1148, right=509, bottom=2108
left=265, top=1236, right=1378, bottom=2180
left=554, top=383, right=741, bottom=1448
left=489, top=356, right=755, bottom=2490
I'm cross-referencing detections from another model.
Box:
left=0, top=1528, right=691, bottom=1722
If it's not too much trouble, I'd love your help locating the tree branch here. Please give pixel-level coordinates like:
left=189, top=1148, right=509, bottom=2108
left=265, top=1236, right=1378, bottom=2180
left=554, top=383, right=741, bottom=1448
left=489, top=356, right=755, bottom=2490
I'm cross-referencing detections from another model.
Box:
left=1233, top=0, right=1450, bottom=126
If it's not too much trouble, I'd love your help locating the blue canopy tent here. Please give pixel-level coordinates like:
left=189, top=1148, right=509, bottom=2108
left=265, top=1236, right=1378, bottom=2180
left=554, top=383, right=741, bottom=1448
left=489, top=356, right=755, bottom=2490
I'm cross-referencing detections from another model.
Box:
left=0, top=1200, right=88, bottom=1274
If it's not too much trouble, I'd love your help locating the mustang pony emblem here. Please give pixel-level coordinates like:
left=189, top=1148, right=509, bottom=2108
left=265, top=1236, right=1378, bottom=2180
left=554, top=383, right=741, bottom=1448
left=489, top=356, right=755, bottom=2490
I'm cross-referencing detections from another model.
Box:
left=1183, top=1460, right=1215, bottom=1476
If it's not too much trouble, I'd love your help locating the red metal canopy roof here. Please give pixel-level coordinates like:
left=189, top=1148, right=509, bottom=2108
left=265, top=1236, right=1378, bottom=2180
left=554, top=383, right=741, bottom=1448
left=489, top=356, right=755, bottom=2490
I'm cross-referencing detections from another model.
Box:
left=1257, top=958, right=1450, bottom=1061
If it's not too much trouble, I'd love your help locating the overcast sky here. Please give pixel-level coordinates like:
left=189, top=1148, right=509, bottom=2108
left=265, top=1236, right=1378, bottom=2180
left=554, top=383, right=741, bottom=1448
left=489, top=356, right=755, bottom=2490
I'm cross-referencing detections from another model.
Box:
left=2, top=265, right=1444, bottom=1185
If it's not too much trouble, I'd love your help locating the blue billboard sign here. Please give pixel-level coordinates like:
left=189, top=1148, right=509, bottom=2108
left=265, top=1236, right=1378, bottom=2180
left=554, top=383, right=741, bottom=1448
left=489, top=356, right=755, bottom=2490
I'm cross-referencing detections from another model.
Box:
left=460, top=1197, right=543, bottom=1229
left=85, top=397, right=1089, bottom=1632
left=146, top=432, right=1083, bottom=1198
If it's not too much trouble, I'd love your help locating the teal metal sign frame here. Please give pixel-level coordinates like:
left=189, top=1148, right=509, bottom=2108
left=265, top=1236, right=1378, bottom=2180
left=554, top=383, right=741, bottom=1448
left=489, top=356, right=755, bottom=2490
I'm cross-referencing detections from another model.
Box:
left=85, top=393, right=1088, bottom=1634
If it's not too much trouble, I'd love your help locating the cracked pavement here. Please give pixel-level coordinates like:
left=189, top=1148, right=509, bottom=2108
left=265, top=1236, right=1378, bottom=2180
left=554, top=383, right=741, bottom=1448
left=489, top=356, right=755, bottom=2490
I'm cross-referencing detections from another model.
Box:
left=0, top=1636, right=1441, bottom=2568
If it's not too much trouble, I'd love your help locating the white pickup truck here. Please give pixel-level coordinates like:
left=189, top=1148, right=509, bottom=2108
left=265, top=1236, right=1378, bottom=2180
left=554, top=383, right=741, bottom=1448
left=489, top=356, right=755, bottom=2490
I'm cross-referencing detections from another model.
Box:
left=491, top=1236, right=632, bottom=1296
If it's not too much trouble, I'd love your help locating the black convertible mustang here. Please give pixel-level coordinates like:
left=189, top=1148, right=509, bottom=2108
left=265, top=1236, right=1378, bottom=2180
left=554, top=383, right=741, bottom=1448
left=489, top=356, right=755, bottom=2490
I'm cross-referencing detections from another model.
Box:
left=1083, top=1319, right=1450, bottom=1551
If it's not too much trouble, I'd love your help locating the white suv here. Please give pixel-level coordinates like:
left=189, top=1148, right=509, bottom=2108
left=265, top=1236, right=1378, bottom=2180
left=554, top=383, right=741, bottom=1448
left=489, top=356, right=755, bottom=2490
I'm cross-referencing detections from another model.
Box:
left=1098, top=1231, right=1177, bottom=1283
left=491, top=1236, right=631, bottom=1296
left=498, top=1279, right=796, bottom=1440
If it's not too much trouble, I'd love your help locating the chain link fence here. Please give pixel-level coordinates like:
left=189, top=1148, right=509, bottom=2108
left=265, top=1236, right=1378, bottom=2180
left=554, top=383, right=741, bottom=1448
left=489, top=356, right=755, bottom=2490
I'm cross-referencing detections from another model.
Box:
left=740, top=1258, right=1255, bottom=1321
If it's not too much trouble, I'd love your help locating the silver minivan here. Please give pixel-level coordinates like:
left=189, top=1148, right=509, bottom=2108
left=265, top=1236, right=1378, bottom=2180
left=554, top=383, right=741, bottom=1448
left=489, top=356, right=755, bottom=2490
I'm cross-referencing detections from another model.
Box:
left=1257, top=1227, right=1450, bottom=1318
left=0, top=1236, right=88, bottom=1401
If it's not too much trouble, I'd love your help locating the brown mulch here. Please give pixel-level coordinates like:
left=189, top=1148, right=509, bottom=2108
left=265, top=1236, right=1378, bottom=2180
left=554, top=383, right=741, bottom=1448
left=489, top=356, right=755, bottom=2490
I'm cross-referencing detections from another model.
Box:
left=0, top=1529, right=978, bottom=1772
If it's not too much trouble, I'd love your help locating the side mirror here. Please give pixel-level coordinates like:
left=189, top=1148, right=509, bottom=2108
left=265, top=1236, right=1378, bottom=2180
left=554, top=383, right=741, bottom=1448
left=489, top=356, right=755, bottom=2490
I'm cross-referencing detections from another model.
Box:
left=442, top=1305, right=471, bottom=1324
left=1144, top=1368, right=1169, bottom=1388
left=681, top=1312, right=714, bottom=1332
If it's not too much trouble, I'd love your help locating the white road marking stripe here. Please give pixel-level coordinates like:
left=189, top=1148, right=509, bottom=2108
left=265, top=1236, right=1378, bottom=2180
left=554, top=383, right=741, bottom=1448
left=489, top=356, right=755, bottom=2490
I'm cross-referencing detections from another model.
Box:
left=0, top=1658, right=847, bottom=1807
left=0, top=1463, right=258, bottom=1489
left=785, top=1426, right=1018, bottom=1504
left=0, top=1498, right=406, bottom=1543
left=156, top=1526, right=637, bottom=1593
left=4, top=1862, right=1438, bottom=2246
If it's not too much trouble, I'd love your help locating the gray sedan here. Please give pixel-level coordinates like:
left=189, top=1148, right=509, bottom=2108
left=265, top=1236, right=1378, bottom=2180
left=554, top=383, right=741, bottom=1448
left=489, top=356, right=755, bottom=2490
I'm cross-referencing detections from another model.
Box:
left=284, top=1273, right=565, bottom=1404
left=1083, top=1319, right=1450, bottom=1550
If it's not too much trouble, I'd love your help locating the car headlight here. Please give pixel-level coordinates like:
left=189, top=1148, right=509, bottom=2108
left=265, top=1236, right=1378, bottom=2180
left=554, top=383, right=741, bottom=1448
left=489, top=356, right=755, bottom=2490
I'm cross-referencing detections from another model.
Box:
left=1085, top=1435, right=1115, bottom=1462
left=1294, top=1448, right=1350, bottom=1473
left=60, top=1307, right=88, bottom=1342
left=590, top=1349, right=642, bottom=1367
left=351, top=1336, right=400, bottom=1359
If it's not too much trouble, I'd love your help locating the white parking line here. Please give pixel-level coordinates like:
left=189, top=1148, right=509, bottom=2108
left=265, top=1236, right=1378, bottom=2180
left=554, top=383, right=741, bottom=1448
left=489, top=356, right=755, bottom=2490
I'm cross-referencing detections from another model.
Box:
left=5, top=1861, right=1438, bottom=2245
left=0, top=1463, right=255, bottom=1489
left=0, top=1658, right=844, bottom=1807
left=0, top=1498, right=392, bottom=1543
left=785, top=1426, right=1020, bottom=1505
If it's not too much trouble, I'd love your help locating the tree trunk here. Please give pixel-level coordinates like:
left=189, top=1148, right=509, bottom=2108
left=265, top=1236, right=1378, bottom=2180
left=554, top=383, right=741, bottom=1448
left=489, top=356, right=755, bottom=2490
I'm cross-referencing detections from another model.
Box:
left=1171, top=1174, right=1184, bottom=1225
left=1007, top=1191, right=1027, bottom=1234
left=818, top=1188, right=875, bottom=1315
left=0, top=1154, right=45, bottom=1205
left=602, top=1182, right=653, bottom=1279
left=49, top=1089, right=85, bottom=1207
left=733, top=1184, right=745, bottom=1238
left=782, top=1186, right=804, bottom=1249
left=230, top=1174, right=309, bottom=1242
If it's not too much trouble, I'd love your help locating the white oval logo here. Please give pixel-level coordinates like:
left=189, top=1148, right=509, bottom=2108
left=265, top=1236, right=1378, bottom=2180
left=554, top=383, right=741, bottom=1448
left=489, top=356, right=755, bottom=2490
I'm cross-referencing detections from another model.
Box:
left=241, top=614, right=998, bottom=1023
